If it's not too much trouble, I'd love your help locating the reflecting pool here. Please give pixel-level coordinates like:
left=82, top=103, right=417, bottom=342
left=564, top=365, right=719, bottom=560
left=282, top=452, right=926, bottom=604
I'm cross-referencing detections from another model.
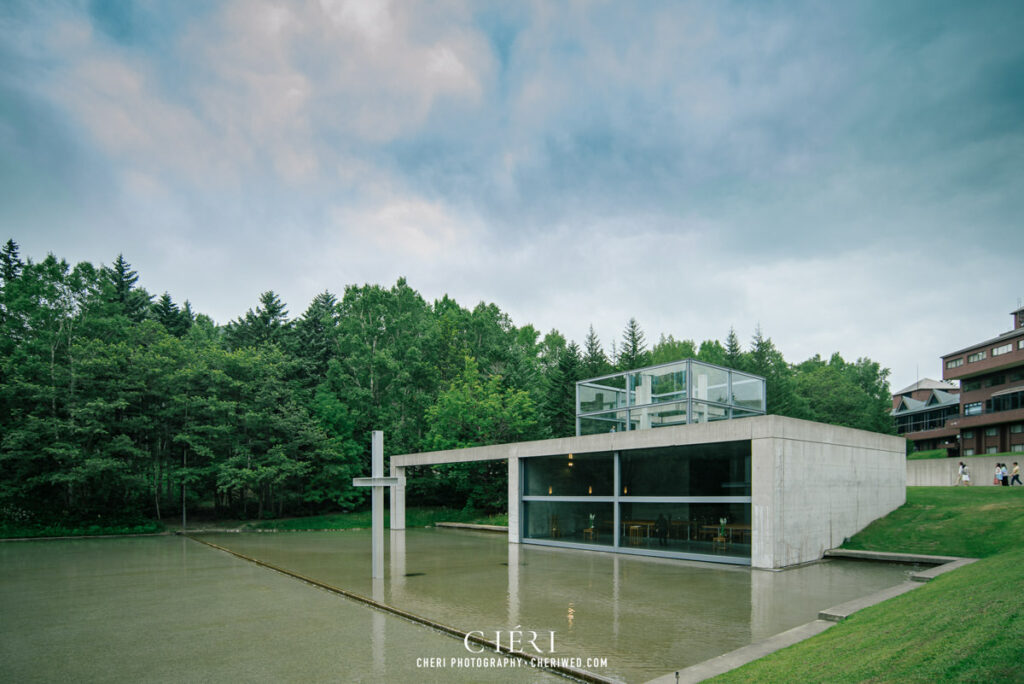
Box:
left=193, top=529, right=921, bottom=682
left=1, top=530, right=923, bottom=683
left=0, top=535, right=561, bottom=684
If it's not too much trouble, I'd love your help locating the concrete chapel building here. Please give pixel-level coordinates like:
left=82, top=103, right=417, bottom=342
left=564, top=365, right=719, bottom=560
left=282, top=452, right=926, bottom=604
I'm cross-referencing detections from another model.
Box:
left=389, top=359, right=906, bottom=570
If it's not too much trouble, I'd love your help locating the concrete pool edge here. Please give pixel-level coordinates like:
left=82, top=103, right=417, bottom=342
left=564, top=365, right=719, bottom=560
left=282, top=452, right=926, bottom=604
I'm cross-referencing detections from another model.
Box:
left=434, top=522, right=509, bottom=533
left=186, top=535, right=621, bottom=684
left=645, top=549, right=978, bottom=684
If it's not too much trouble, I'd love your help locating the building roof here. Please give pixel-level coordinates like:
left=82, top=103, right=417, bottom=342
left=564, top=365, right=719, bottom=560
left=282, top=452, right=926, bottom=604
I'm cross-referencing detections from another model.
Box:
left=893, top=378, right=958, bottom=396
left=942, top=326, right=1024, bottom=359
left=990, top=384, right=1024, bottom=398
left=892, top=389, right=959, bottom=416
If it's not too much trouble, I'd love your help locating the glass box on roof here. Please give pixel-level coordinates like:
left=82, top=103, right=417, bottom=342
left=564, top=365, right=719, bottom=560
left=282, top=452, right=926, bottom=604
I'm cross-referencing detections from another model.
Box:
left=576, top=359, right=766, bottom=436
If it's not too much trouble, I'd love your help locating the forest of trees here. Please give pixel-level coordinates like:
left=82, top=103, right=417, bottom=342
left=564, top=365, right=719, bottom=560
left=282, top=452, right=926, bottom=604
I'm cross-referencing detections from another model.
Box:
left=0, top=239, right=895, bottom=527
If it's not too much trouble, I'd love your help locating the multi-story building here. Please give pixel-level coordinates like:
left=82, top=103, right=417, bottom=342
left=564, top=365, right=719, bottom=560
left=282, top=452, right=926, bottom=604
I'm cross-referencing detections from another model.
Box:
left=940, top=306, right=1024, bottom=456
left=891, top=378, right=960, bottom=452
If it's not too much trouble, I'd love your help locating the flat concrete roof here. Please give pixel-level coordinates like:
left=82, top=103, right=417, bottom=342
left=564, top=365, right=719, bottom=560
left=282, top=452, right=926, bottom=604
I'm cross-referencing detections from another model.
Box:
left=391, top=414, right=903, bottom=468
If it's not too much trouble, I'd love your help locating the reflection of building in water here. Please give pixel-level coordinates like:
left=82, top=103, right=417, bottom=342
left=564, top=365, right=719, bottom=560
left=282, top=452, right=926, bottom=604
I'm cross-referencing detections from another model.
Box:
left=390, top=360, right=904, bottom=570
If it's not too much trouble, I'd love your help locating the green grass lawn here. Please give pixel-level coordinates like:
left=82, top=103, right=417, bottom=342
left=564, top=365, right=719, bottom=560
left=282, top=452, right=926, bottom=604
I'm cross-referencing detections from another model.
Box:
left=2, top=507, right=508, bottom=538
left=241, top=506, right=508, bottom=531
left=710, top=487, right=1024, bottom=683
left=907, top=448, right=949, bottom=460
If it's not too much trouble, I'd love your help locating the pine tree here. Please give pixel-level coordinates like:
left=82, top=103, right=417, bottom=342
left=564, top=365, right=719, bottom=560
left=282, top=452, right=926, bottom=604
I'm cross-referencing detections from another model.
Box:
left=749, top=325, right=807, bottom=418
left=225, top=290, right=291, bottom=349
left=541, top=341, right=583, bottom=437
left=179, top=300, right=195, bottom=334
left=1, top=239, right=23, bottom=284
left=293, top=291, right=341, bottom=384
left=103, top=254, right=151, bottom=322
left=724, top=327, right=744, bottom=369
left=617, top=317, right=650, bottom=370
left=152, top=293, right=182, bottom=333
left=582, top=325, right=609, bottom=378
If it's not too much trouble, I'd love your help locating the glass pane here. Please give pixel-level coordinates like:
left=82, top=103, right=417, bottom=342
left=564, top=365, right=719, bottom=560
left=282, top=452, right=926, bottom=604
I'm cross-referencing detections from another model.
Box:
left=647, top=362, right=688, bottom=405
left=522, top=501, right=615, bottom=547
left=619, top=442, right=751, bottom=496
left=618, top=502, right=751, bottom=559
left=692, top=362, right=730, bottom=404
left=631, top=401, right=689, bottom=429
left=578, top=381, right=626, bottom=413
left=579, top=411, right=628, bottom=435
left=730, top=372, right=765, bottom=411
left=691, top=401, right=729, bottom=423
left=523, top=452, right=614, bottom=496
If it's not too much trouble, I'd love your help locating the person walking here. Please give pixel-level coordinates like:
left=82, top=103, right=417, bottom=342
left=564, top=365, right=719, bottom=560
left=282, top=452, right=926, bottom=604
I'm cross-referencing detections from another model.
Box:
left=962, top=462, right=971, bottom=486
left=1001, top=463, right=1010, bottom=487
left=955, top=461, right=965, bottom=486
left=995, top=464, right=1003, bottom=486
left=1011, top=462, right=1022, bottom=486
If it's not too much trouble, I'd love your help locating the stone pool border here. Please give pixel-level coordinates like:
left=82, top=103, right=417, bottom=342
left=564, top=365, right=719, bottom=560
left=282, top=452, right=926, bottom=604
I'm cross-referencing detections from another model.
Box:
left=434, top=522, right=509, bottom=533
left=645, top=550, right=978, bottom=684
left=187, top=535, right=619, bottom=684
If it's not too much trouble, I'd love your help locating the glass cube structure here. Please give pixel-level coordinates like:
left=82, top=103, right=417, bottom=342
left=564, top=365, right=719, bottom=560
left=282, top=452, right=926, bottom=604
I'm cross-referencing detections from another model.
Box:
left=576, top=359, right=766, bottom=436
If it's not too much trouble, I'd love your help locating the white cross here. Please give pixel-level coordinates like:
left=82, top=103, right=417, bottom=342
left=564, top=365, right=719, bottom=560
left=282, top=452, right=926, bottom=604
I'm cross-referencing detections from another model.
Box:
left=352, top=431, right=400, bottom=579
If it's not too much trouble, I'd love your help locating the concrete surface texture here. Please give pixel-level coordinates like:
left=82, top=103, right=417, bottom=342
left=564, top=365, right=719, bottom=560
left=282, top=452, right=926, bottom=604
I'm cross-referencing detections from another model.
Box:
left=751, top=416, right=906, bottom=569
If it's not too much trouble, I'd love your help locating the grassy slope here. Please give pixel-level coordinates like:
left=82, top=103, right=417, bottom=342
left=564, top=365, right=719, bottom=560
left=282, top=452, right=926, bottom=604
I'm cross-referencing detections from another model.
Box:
left=711, top=487, right=1024, bottom=683
left=907, top=448, right=948, bottom=460
left=244, top=507, right=508, bottom=530
left=1, top=508, right=508, bottom=538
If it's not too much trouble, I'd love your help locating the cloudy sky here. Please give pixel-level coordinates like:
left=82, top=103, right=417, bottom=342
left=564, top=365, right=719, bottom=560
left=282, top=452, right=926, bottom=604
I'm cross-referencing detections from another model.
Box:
left=2, top=0, right=1022, bottom=392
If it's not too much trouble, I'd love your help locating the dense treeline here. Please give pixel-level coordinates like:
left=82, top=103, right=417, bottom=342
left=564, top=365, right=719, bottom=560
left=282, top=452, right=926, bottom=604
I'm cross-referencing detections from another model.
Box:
left=0, top=240, right=894, bottom=527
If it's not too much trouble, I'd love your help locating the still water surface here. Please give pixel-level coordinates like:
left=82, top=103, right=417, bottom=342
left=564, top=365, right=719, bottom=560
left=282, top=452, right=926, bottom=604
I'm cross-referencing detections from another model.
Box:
left=1, top=529, right=921, bottom=683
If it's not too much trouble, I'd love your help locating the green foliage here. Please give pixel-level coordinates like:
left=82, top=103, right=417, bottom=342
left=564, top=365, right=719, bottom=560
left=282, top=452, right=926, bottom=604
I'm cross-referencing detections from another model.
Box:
left=103, top=254, right=152, bottom=323
left=541, top=341, right=583, bottom=438
left=245, top=506, right=508, bottom=530
left=793, top=353, right=894, bottom=433
left=650, top=334, right=697, bottom=365
left=151, top=292, right=192, bottom=337
left=224, top=290, right=291, bottom=350
left=616, top=317, right=650, bottom=370
left=581, top=325, right=611, bottom=378
left=1, top=238, right=22, bottom=284
left=0, top=519, right=164, bottom=538
left=907, top=448, right=949, bottom=460
left=421, top=357, right=540, bottom=511
left=1, top=240, right=900, bottom=528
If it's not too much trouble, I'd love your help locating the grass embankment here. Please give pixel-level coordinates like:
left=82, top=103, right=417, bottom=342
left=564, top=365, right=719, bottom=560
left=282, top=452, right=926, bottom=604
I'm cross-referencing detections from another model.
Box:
left=907, top=448, right=948, bottom=460
left=1, top=507, right=506, bottom=538
left=712, top=487, right=1024, bottom=683
left=241, top=506, right=507, bottom=531
left=0, top=520, right=165, bottom=539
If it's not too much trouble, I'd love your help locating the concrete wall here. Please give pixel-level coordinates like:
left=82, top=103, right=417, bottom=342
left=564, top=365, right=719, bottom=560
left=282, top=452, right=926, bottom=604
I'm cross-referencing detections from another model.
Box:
left=751, top=416, right=906, bottom=569
left=908, top=455, right=1022, bottom=486
left=507, top=456, right=520, bottom=543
